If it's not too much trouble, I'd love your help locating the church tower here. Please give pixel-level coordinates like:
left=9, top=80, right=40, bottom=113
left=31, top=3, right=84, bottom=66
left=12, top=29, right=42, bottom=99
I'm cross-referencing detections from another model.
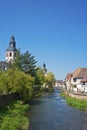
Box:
left=43, top=62, right=47, bottom=76
left=6, top=35, right=17, bottom=63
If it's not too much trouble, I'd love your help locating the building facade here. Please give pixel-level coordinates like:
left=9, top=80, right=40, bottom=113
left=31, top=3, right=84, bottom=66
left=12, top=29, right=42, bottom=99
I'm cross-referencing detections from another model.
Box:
left=65, top=67, right=87, bottom=93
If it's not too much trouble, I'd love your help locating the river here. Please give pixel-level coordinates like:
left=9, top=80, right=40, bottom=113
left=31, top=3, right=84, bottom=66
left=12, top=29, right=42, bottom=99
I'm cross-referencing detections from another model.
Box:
left=28, top=89, right=87, bottom=130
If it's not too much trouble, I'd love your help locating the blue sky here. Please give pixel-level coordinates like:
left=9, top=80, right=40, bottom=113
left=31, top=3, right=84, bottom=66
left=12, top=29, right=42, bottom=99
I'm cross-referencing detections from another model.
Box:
left=0, top=0, right=87, bottom=80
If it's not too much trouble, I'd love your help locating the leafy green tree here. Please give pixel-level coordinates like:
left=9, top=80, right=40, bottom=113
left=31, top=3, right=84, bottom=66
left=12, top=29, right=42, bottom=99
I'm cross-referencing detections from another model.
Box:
left=33, top=67, right=45, bottom=96
left=35, top=67, right=45, bottom=85
left=0, top=70, right=11, bottom=94
left=45, top=72, right=55, bottom=89
left=0, top=69, right=34, bottom=101
left=13, top=70, right=34, bottom=100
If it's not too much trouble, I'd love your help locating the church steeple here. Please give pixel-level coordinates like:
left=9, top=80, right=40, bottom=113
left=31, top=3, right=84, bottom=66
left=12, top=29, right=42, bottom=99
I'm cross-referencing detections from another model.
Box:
left=6, top=35, right=17, bottom=63
left=43, top=62, right=47, bottom=76
left=9, top=35, right=16, bottom=50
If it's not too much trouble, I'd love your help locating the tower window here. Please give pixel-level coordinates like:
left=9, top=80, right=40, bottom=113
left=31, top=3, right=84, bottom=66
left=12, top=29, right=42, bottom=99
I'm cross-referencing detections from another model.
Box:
left=9, top=52, right=12, bottom=57
left=10, top=43, right=13, bottom=47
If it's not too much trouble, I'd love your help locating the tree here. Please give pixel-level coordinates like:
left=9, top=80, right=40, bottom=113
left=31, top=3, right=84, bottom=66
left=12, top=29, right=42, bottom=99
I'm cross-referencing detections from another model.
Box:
left=21, top=51, right=37, bottom=76
left=45, top=72, right=55, bottom=89
left=0, top=70, right=10, bottom=94
left=13, top=50, right=37, bottom=77
left=0, top=69, right=34, bottom=101
left=35, top=67, right=45, bottom=85
left=12, top=49, right=22, bottom=70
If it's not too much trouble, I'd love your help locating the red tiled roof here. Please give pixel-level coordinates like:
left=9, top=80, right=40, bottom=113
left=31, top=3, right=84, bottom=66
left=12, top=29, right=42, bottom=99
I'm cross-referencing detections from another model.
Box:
left=73, top=68, right=82, bottom=78
left=65, top=73, right=72, bottom=81
left=73, top=68, right=87, bottom=79
left=81, top=74, right=87, bottom=82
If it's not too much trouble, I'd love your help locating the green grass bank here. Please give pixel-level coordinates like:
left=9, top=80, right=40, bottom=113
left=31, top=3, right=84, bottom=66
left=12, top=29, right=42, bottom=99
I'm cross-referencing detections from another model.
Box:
left=60, top=92, right=87, bottom=110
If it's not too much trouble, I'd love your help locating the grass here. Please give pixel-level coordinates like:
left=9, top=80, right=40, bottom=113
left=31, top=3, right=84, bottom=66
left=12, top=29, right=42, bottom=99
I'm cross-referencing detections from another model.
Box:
left=60, top=92, right=87, bottom=110
left=0, top=100, right=30, bottom=130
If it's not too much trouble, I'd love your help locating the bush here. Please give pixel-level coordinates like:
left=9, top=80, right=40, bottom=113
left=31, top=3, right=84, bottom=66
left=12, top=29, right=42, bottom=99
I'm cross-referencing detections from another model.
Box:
left=0, top=69, right=34, bottom=101
left=0, top=100, right=29, bottom=130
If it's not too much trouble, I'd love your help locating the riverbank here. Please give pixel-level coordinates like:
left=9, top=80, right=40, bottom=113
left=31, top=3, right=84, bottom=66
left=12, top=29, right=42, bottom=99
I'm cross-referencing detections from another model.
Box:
left=0, top=100, right=29, bottom=130
left=60, top=92, right=87, bottom=110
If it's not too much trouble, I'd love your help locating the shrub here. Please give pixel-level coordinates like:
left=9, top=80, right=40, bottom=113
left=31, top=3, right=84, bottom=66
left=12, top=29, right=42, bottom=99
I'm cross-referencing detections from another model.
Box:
left=0, top=100, right=29, bottom=130
left=0, top=69, right=34, bottom=101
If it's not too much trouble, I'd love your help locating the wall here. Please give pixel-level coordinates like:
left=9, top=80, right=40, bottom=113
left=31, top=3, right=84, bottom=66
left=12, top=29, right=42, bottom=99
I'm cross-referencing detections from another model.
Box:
left=65, top=91, right=87, bottom=100
left=69, top=92, right=87, bottom=100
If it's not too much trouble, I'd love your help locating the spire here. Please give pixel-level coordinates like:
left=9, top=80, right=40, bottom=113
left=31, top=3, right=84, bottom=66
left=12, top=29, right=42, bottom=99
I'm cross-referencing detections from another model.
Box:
left=43, top=62, right=47, bottom=75
left=9, top=35, right=16, bottom=48
left=10, top=35, right=15, bottom=43
left=43, top=62, right=46, bottom=69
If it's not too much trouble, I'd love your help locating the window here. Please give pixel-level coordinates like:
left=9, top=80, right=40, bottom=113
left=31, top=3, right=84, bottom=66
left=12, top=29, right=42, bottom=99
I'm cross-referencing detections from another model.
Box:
left=9, top=52, right=12, bottom=57
left=73, top=78, right=77, bottom=82
left=83, top=82, right=85, bottom=85
left=10, top=43, right=13, bottom=47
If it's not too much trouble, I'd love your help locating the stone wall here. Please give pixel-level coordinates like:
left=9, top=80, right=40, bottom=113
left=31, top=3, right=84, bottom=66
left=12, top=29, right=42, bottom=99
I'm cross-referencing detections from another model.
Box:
left=69, top=92, right=87, bottom=100
left=64, top=91, right=87, bottom=100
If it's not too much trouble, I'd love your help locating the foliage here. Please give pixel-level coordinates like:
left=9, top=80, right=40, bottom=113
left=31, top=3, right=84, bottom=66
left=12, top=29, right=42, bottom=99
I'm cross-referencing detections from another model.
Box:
left=13, top=50, right=37, bottom=77
left=0, top=100, right=29, bottom=130
left=33, top=67, right=45, bottom=96
left=0, top=69, right=34, bottom=101
left=35, top=67, right=45, bottom=85
left=66, top=96, right=87, bottom=110
left=21, top=51, right=37, bottom=76
left=60, top=92, right=66, bottom=97
left=60, top=92, right=87, bottom=110
left=45, top=72, right=55, bottom=88
left=12, top=49, right=22, bottom=70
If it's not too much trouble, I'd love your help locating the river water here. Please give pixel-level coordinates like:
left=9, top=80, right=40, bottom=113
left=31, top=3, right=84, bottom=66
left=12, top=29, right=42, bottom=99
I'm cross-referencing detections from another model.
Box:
left=28, top=89, right=87, bottom=130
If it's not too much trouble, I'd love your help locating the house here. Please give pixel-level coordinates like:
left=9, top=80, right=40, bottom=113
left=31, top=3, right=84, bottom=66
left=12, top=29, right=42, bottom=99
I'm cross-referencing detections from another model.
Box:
left=55, top=80, right=63, bottom=88
left=64, top=67, right=87, bottom=93
left=71, top=68, right=87, bottom=92
left=65, top=73, right=72, bottom=90
left=81, top=74, right=87, bottom=93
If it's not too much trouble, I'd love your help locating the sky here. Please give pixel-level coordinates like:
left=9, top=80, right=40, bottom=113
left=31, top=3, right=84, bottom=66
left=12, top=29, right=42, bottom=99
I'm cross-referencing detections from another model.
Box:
left=0, top=0, right=87, bottom=80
